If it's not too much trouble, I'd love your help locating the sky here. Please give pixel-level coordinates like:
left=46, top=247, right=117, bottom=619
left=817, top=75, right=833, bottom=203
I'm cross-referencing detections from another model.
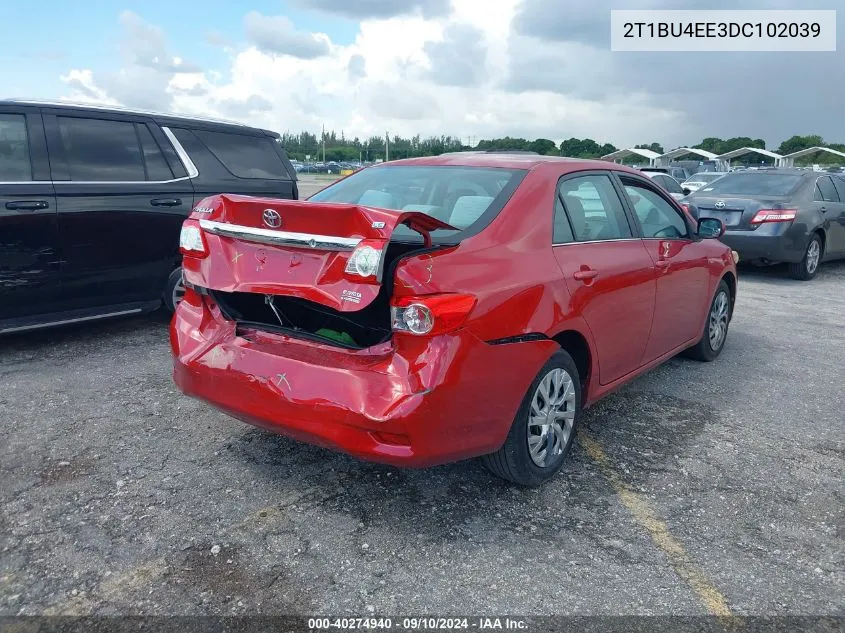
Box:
left=1, top=0, right=842, bottom=150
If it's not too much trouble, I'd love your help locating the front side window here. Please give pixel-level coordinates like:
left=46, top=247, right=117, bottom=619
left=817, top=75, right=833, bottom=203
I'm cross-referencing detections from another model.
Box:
left=57, top=116, right=145, bottom=182
left=624, top=182, right=689, bottom=239
left=556, top=174, right=632, bottom=242
left=0, top=114, right=32, bottom=181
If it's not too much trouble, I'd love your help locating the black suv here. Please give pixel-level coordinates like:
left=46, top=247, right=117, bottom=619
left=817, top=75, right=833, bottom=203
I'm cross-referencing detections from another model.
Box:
left=0, top=100, right=298, bottom=333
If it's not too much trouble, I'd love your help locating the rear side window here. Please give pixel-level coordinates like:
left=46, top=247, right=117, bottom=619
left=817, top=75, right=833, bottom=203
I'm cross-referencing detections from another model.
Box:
left=833, top=177, right=845, bottom=201
left=57, top=117, right=145, bottom=182
left=815, top=177, right=840, bottom=202
left=192, top=130, right=288, bottom=179
left=0, top=114, right=32, bottom=181
left=137, top=124, right=174, bottom=181
left=556, top=174, right=632, bottom=242
left=658, top=175, right=683, bottom=194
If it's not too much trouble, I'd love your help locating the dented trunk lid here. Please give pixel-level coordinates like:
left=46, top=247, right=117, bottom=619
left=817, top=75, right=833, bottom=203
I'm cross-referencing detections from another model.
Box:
left=183, top=194, right=455, bottom=312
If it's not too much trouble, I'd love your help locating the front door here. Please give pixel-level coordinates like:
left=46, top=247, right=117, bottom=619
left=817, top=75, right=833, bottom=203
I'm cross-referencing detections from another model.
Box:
left=618, top=176, right=710, bottom=361
left=0, top=106, right=60, bottom=323
left=551, top=172, right=656, bottom=385
left=815, top=176, right=845, bottom=257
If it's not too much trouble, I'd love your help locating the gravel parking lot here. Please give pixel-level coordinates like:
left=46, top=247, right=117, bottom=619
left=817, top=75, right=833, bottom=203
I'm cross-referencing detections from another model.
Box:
left=1, top=256, right=843, bottom=617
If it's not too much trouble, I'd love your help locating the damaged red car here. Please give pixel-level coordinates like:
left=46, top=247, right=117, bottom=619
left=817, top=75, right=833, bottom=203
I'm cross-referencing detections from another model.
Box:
left=171, top=154, right=737, bottom=486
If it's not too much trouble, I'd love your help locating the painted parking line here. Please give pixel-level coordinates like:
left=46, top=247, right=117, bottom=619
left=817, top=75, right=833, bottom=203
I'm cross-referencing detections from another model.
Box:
left=579, top=430, right=733, bottom=617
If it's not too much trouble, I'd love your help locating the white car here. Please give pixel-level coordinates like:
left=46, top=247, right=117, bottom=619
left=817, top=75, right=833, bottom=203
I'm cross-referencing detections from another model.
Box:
left=681, top=171, right=728, bottom=193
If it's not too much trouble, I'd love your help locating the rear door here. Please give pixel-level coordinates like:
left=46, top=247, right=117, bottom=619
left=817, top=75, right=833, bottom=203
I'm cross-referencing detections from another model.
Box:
left=551, top=171, right=656, bottom=386
left=815, top=176, right=845, bottom=256
left=43, top=109, right=194, bottom=310
left=0, top=105, right=60, bottom=322
left=617, top=174, right=710, bottom=361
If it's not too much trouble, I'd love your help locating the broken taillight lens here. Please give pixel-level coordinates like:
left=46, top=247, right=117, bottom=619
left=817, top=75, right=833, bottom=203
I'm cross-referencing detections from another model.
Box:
left=391, top=293, right=477, bottom=336
left=344, top=240, right=384, bottom=278
left=179, top=220, right=208, bottom=258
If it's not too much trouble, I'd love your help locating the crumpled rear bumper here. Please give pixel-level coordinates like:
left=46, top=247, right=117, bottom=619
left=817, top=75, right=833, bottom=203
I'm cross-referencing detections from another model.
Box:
left=170, top=290, right=557, bottom=467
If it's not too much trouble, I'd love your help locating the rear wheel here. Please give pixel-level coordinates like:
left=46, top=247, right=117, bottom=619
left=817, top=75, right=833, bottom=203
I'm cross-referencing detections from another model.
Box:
left=788, top=235, right=822, bottom=281
left=162, top=267, right=185, bottom=313
left=481, top=350, right=580, bottom=487
left=684, top=280, right=731, bottom=362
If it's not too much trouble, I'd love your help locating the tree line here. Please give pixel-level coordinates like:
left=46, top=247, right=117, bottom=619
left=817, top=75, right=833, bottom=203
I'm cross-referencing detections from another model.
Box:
left=280, top=131, right=845, bottom=165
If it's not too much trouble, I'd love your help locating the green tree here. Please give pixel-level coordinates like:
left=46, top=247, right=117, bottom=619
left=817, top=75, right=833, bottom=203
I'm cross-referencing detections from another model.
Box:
left=529, top=138, right=557, bottom=155
left=777, top=135, right=824, bottom=155
left=635, top=142, right=664, bottom=154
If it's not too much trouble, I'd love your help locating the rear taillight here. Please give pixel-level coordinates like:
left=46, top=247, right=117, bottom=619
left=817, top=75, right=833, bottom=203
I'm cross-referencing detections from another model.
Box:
left=344, top=240, right=384, bottom=278
left=179, top=220, right=208, bottom=258
left=391, top=293, right=476, bottom=336
left=750, top=209, right=797, bottom=224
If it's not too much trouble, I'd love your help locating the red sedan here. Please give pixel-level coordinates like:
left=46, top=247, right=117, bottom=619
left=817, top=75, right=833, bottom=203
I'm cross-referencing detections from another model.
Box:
left=171, top=154, right=737, bottom=486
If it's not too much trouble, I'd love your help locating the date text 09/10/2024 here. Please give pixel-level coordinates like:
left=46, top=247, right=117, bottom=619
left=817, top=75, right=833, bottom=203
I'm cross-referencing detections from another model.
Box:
left=307, top=617, right=529, bottom=630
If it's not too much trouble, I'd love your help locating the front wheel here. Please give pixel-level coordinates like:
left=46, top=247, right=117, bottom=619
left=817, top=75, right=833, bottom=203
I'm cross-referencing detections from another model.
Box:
left=162, top=267, right=186, bottom=314
left=684, top=280, right=731, bottom=362
left=788, top=235, right=822, bottom=281
left=481, top=350, right=581, bottom=487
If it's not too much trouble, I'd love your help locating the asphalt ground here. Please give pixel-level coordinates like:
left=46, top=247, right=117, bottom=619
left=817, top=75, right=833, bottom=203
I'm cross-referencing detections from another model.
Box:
left=0, top=250, right=843, bottom=617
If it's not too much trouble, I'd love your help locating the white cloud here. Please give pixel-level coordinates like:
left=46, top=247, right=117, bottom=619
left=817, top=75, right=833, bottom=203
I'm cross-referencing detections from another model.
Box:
left=57, top=3, right=844, bottom=148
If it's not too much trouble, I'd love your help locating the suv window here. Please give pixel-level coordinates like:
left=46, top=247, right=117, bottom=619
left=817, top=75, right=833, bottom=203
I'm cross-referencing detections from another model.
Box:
left=192, top=130, right=288, bottom=179
left=624, top=182, right=689, bottom=239
left=816, top=176, right=840, bottom=202
left=556, top=175, right=632, bottom=243
left=0, top=114, right=32, bottom=181
left=58, top=117, right=146, bottom=182
left=137, top=124, right=174, bottom=181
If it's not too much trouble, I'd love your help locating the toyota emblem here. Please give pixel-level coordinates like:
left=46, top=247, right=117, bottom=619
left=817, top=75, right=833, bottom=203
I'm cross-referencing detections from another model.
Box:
left=714, top=200, right=726, bottom=209
left=263, top=209, right=282, bottom=228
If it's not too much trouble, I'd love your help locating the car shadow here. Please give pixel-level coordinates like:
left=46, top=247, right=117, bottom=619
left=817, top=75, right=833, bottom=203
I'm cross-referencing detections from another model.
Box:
left=736, top=259, right=845, bottom=284
left=229, top=385, right=718, bottom=546
left=0, top=310, right=170, bottom=355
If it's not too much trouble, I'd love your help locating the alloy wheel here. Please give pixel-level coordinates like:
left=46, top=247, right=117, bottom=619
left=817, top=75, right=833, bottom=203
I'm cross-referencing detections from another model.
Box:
left=171, top=273, right=186, bottom=308
left=806, top=240, right=820, bottom=275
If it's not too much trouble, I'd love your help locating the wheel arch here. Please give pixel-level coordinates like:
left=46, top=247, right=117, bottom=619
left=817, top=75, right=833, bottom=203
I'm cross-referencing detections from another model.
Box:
left=551, top=328, right=593, bottom=392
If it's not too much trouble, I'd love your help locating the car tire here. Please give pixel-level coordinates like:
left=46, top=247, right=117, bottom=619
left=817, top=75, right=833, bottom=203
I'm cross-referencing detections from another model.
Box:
left=684, top=279, right=731, bottom=362
left=788, top=234, right=822, bottom=281
left=481, top=350, right=581, bottom=487
left=162, top=267, right=185, bottom=314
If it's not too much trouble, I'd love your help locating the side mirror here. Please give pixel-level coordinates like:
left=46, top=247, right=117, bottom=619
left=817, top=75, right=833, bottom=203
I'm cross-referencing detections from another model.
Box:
left=682, top=187, right=692, bottom=195
left=698, top=217, right=725, bottom=239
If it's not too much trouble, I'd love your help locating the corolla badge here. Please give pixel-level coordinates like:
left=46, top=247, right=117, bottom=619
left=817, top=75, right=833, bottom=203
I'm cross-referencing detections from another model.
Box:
left=263, top=209, right=282, bottom=228
left=714, top=200, right=726, bottom=209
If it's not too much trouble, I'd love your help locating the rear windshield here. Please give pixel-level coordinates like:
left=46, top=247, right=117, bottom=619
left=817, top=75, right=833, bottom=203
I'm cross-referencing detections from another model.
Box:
left=308, top=165, right=526, bottom=242
left=698, top=173, right=802, bottom=196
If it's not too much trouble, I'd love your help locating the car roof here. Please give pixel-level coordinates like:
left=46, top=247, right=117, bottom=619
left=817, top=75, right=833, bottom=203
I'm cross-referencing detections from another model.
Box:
left=374, top=152, right=641, bottom=174
left=0, top=98, right=278, bottom=137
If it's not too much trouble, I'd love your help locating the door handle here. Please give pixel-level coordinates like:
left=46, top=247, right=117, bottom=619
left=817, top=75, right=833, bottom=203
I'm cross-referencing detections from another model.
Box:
left=820, top=206, right=827, bottom=212
left=655, top=259, right=670, bottom=268
left=573, top=269, right=598, bottom=281
left=5, top=200, right=49, bottom=210
left=150, top=198, right=182, bottom=207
